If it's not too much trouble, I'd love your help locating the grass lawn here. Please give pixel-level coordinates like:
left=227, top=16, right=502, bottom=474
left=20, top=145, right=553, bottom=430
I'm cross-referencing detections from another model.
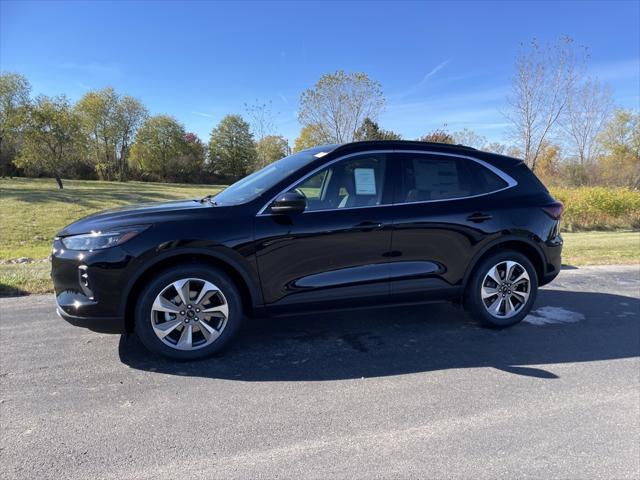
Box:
left=1, top=177, right=638, bottom=296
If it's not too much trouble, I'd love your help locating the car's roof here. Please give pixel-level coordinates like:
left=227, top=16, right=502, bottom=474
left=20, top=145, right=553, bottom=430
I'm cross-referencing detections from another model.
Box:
left=309, top=140, right=523, bottom=170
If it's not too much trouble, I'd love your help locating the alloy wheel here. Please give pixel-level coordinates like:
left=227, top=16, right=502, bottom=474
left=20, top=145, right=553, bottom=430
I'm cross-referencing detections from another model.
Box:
left=150, top=278, right=229, bottom=351
left=481, top=260, right=530, bottom=319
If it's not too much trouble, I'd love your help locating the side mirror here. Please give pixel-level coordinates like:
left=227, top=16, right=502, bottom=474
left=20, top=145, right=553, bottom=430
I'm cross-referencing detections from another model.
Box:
left=270, top=191, right=306, bottom=215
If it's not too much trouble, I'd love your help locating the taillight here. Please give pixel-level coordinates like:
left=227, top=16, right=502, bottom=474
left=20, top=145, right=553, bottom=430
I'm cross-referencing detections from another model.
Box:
left=543, top=201, right=564, bottom=220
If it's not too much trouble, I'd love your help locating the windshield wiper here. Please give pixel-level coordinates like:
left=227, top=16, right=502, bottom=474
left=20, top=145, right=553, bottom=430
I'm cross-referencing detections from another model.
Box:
left=199, top=194, right=218, bottom=205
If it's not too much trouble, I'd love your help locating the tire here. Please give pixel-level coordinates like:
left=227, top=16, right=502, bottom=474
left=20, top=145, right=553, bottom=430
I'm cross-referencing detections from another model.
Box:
left=134, top=264, right=243, bottom=360
left=465, top=250, right=538, bottom=328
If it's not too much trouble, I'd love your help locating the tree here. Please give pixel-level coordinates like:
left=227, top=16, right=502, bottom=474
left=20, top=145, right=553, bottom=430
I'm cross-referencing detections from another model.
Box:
left=535, top=143, right=562, bottom=186
left=596, top=110, right=640, bottom=188
left=0, top=72, right=31, bottom=177
left=484, top=142, right=509, bottom=155
left=353, top=117, right=402, bottom=141
left=15, top=95, right=86, bottom=189
left=298, top=70, right=385, bottom=143
left=76, top=87, right=147, bottom=180
left=563, top=78, right=612, bottom=167
left=505, top=36, right=583, bottom=171
left=129, top=116, right=204, bottom=182
left=418, top=129, right=455, bottom=144
left=255, top=135, right=290, bottom=169
left=208, top=114, right=256, bottom=180
left=293, top=123, right=329, bottom=152
left=114, top=95, right=148, bottom=180
left=451, top=128, right=487, bottom=149
left=244, top=100, right=276, bottom=141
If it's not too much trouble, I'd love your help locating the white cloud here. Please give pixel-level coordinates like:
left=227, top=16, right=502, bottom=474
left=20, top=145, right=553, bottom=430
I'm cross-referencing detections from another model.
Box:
left=394, top=59, right=452, bottom=99
left=191, top=111, right=216, bottom=118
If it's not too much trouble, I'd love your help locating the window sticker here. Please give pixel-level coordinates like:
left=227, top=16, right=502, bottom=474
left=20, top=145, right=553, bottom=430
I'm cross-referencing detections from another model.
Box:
left=354, top=168, right=377, bottom=195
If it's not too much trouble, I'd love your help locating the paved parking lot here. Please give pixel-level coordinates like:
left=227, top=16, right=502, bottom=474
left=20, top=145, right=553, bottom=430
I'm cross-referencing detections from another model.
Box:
left=1, top=265, right=639, bottom=479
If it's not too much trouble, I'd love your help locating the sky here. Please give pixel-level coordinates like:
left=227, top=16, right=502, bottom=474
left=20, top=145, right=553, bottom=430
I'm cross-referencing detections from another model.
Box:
left=1, top=0, right=639, bottom=145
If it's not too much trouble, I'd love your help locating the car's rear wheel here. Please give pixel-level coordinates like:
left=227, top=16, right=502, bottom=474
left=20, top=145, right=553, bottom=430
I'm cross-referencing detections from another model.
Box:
left=134, top=265, right=243, bottom=360
left=465, top=250, right=538, bottom=328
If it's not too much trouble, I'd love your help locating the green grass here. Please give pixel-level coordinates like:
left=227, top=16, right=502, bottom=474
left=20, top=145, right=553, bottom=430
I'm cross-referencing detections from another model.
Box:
left=0, top=177, right=220, bottom=260
left=0, top=177, right=638, bottom=296
left=561, top=231, right=640, bottom=266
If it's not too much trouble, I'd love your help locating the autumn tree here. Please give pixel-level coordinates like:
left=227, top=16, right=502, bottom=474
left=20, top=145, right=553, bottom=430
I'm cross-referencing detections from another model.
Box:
left=505, top=37, right=583, bottom=171
left=255, top=135, right=290, bottom=169
left=298, top=71, right=385, bottom=143
left=293, top=123, right=329, bottom=152
left=0, top=72, right=31, bottom=176
left=353, top=117, right=402, bottom=141
left=15, top=95, right=86, bottom=189
left=418, top=129, right=455, bottom=144
left=208, top=114, right=257, bottom=180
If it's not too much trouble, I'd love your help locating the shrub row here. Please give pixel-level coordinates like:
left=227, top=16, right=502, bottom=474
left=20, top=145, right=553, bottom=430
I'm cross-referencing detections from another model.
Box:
left=550, top=187, right=640, bottom=231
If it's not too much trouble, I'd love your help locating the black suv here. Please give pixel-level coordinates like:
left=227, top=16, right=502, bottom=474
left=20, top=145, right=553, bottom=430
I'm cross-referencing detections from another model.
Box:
left=52, top=141, right=563, bottom=359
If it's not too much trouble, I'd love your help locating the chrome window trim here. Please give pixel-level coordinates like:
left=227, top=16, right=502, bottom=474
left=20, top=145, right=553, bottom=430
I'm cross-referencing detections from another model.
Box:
left=256, top=149, right=518, bottom=216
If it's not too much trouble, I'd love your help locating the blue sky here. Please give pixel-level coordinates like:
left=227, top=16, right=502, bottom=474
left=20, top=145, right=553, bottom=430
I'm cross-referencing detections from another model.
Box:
left=1, top=0, right=639, bottom=144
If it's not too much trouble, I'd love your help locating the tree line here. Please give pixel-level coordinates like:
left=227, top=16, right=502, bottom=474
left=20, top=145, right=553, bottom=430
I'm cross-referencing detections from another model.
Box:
left=0, top=36, right=637, bottom=189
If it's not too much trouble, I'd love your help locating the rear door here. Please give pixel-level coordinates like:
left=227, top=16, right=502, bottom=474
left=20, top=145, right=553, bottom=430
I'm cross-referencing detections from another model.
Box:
left=388, top=151, right=512, bottom=301
left=254, top=152, right=396, bottom=311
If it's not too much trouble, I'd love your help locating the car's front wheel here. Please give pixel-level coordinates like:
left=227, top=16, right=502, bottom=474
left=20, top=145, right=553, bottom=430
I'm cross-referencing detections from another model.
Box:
left=134, top=265, right=243, bottom=360
left=465, top=251, right=538, bottom=328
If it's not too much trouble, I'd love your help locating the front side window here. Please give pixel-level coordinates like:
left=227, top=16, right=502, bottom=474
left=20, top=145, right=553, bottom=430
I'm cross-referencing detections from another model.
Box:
left=396, top=153, right=508, bottom=203
left=290, top=154, right=388, bottom=212
left=213, top=147, right=335, bottom=206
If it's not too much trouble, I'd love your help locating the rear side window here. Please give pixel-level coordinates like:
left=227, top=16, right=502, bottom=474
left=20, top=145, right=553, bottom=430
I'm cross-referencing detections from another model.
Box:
left=396, top=153, right=508, bottom=203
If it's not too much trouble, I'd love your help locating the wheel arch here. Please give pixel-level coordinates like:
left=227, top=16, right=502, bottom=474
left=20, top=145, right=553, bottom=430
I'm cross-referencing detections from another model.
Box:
left=463, top=236, right=546, bottom=289
left=122, top=250, right=262, bottom=333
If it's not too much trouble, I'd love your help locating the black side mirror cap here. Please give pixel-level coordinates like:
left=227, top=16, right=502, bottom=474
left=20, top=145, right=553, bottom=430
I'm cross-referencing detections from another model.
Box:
left=270, top=191, right=306, bottom=215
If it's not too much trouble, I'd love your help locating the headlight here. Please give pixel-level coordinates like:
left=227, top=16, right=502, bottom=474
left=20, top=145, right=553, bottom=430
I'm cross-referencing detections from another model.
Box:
left=60, top=225, right=148, bottom=251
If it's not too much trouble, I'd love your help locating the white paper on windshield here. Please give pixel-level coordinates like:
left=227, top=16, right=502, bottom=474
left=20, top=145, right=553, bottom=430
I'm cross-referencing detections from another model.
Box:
left=354, top=168, right=376, bottom=195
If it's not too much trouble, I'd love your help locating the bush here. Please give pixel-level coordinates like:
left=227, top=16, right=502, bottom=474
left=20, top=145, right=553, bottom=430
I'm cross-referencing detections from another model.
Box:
left=550, top=187, right=640, bottom=231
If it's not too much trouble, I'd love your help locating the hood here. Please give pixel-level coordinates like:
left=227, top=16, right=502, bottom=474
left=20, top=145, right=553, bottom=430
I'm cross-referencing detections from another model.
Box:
left=57, top=199, right=215, bottom=236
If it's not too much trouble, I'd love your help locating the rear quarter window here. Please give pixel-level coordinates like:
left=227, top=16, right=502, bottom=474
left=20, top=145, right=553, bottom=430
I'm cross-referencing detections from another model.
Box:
left=396, top=153, right=509, bottom=203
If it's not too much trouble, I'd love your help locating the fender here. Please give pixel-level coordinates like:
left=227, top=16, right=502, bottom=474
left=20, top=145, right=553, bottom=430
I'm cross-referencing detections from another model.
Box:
left=462, top=233, right=547, bottom=287
left=119, top=246, right=264, bottom=317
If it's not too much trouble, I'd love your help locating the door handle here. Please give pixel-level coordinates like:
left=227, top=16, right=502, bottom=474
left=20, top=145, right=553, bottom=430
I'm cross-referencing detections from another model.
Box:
left=352, top=221, right=384, bottom=231
left=466, top=212, right=493, bottom=223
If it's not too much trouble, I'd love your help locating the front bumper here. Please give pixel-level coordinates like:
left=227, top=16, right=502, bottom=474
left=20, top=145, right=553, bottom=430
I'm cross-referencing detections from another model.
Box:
left=56, top=291, right=125, bottom=333
left=51, top=239, right=131, bottom=334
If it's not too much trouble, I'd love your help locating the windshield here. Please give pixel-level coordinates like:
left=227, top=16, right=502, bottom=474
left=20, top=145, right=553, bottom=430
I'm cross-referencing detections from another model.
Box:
left=212, top=146, right=336, bottom=206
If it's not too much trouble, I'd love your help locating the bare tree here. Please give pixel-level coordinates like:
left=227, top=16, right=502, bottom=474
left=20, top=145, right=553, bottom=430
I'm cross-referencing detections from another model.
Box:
left=451, top=128, right=487, bottom=149
left=299, top=71, right=385, bottom=143
left=562, top=78, right=612, bottom=167
left=505, top=36, right=584, bottom=171
left=244, top=100, right=276, bottom=141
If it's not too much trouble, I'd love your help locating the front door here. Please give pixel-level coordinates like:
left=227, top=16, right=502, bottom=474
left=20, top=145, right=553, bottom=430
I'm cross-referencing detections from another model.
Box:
left=254, top=152, right=395, bottom=311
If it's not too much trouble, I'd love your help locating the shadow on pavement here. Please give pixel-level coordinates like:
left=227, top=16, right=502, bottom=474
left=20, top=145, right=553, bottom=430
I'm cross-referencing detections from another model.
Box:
left=119, top=289, right=639, bottom=381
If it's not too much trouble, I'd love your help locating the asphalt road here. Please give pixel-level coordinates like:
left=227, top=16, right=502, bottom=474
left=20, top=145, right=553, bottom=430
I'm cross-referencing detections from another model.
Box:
left=1, top=265, right=639, bottom=479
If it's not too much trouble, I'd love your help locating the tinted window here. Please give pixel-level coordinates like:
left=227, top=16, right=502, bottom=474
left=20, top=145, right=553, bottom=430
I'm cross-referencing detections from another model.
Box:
left=291, top=154, right=388, bottom=212
left=396, top=153, right=508, bottom=203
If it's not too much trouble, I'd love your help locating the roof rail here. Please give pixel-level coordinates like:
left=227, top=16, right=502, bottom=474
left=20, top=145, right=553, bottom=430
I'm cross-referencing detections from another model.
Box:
left=332, top=140, right=478, bottom=153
